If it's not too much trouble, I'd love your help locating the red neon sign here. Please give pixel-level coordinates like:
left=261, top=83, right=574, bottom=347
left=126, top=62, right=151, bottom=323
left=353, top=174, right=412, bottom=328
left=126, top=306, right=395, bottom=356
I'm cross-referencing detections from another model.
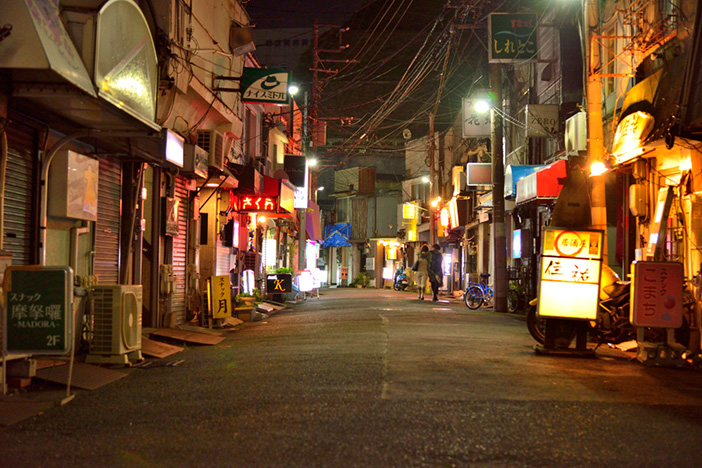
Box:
left=240, top=196, right=277, bottom=212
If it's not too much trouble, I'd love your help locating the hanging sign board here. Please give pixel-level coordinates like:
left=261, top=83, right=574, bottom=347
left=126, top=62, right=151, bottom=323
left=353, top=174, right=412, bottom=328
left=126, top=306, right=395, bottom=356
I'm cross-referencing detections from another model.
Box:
left=538, top=228, right=603, bottom=320
left=612, top=111, right=654, bottom=164
left=630, top=261, right=683, bottom=328
left=241, top=68, right=291, bottom=104
left=462, top=92, right=491, bottom=138
left=3, top=266, right=73, bottom=354
left=208, top=275, right=232, bottom=319
left=489, top=13, right=538, bottom=62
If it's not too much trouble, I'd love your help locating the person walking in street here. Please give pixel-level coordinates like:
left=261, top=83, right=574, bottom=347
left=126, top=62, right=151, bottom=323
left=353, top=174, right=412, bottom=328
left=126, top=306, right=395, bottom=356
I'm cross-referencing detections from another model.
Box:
left=428, top=243, right=443, bottom=301
left=411, top=244, right=431, bottom=300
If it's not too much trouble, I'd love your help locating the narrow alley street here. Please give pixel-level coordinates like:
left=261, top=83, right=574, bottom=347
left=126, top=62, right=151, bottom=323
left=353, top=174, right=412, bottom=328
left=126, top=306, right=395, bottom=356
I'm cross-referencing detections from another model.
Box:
left=3, top=288, right=702, bottom=468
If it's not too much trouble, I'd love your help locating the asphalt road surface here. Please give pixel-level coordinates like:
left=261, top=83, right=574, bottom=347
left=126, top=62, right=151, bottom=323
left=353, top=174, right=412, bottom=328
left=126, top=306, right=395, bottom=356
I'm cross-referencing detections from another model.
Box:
left=3, top=287, right=702, bottom=468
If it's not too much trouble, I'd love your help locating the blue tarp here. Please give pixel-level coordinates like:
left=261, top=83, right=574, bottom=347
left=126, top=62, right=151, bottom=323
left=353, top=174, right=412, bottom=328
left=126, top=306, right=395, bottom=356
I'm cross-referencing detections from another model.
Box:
left=323, top=223, right=352, bottom=247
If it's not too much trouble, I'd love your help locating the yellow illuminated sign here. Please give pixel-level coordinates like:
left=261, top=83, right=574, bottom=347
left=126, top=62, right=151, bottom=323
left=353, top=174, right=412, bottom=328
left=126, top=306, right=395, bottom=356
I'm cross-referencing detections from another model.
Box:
left=538, top=227, right=603, bottom=320
left=208, top=275, right=232, bottom=319
left=403, top=203, right=416, bottom=219
left=543, top=228, right=602, bottom=259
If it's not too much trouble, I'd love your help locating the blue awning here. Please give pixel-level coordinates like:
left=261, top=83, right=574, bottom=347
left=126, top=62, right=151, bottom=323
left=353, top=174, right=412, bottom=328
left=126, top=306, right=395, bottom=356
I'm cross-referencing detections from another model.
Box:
left=322, top=223, right=352, bottom=247
left=505, top=165, right=544, bottom=199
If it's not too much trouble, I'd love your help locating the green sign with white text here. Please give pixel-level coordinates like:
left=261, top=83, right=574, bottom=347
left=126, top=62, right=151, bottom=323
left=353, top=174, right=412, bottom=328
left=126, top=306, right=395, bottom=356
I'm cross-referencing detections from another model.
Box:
left=241, top=68, right=291, bottom=104
left=489, top=13, right=538, bottom=62
left=3, top=266, right=73, bottom=354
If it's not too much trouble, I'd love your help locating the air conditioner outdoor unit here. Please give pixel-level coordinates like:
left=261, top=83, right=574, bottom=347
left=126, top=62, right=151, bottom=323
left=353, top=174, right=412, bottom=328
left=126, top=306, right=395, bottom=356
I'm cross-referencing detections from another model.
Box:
left=197, top=130, right=227, bottom=170
left=452, top=166, right=466, bottom=196
left=565, top=112, right=587, bottom=155
left=86, top=285, right=143, bottom=365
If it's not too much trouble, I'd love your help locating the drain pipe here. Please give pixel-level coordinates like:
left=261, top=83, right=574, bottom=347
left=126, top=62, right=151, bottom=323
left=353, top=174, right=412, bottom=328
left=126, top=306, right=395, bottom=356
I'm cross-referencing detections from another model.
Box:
left=0, top=125, right=7, bottom=250
left=40, top=130, right=159, bottom=266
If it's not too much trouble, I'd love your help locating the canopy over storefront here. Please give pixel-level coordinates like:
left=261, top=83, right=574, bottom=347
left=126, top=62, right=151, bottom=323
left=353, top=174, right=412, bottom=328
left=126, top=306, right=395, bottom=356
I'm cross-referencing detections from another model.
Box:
left=1, top=0, right=161, bottom=134
left=515, top=159, right=567, bottom=205
left=505, top=165, right=544, bottom=198
left=306, top=201, right=322, bottom=241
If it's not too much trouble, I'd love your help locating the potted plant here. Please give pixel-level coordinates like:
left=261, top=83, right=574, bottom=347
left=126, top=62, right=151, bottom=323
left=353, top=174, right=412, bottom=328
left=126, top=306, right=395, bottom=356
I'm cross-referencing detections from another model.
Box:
left=236, top=292, right=255, bottom=307
left=352, top=272, right=370, bottom=288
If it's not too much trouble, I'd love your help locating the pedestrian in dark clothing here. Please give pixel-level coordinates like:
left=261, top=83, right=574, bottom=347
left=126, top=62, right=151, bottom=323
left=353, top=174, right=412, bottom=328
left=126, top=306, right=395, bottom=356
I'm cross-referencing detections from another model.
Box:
left=428, top=244, right=443, bottom=301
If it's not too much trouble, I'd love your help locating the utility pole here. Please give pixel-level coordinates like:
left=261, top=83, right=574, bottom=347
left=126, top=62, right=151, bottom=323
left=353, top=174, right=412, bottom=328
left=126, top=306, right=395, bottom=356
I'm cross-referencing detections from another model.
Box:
left=428, top=111, right=436, bottom=246
left=585, top=0, right=608, bottom=263
left=490, top=63, right=507, bottom=313
left=299, top=91, right=309, bottom=271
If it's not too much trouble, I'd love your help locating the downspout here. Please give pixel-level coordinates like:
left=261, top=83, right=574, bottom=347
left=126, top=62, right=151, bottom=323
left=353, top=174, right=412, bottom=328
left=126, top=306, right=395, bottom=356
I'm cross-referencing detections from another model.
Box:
left=0, top=125, right=6, bottom=250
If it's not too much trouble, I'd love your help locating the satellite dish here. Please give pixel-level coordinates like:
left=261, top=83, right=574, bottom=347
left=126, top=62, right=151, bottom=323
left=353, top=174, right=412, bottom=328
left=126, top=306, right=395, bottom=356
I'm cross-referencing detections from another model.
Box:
left=402, top=128, right=412, bottom=140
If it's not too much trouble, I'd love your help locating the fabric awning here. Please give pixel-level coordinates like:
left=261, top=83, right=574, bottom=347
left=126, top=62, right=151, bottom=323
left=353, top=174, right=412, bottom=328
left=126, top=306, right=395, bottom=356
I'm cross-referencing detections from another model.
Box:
left=515, top=159, right=567, bottom=205
left=505, top=165, right=544, bottom=198
left=306, top=201, right=322, bottom=241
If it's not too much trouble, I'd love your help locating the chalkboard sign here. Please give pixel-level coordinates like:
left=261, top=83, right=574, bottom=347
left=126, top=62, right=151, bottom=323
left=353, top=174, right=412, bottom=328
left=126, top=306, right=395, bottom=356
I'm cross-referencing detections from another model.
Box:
left=3, top=266, right=73, bottom=354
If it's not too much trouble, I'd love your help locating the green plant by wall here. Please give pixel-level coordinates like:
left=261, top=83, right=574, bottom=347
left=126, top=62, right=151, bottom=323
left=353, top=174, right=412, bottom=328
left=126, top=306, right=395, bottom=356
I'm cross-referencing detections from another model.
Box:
left=351, top=272, right=370, bottom=288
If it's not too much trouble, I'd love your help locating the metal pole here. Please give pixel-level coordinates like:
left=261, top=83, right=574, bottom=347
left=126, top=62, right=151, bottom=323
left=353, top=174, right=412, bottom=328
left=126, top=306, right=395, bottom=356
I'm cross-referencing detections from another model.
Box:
left=490, top=64, right=507, bottom=313
left=298, top=91, right=309, bottom=271
left=428, top=112, right=436, bottom=246
left=585, top=0, right=608, bottom=263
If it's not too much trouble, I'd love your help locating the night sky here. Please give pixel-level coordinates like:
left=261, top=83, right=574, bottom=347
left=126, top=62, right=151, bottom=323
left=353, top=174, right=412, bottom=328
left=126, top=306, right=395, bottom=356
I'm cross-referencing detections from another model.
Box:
left=246, top=0, right=369, bottom=28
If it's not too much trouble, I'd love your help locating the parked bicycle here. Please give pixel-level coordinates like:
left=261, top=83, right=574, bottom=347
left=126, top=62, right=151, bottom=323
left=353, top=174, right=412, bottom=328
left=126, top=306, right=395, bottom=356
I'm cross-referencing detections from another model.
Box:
left=506, top=267, right=526, bottom=313
left=464, top=273, right=494, bottom=309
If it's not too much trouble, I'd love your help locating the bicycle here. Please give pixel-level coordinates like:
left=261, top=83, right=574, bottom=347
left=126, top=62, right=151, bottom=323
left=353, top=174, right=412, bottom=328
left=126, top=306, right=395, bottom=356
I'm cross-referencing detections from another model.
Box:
left=506, top=266, right=526, bottom=313
left=464, top=273, right=494, bottom=310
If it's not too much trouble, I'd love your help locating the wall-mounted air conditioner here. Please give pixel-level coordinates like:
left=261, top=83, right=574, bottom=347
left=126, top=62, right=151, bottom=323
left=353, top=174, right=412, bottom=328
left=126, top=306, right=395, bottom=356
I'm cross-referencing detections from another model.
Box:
left=197, top=130, right=226, bottom=170
left=183, top=143, right=209, bottom=178
left=452, top=166, right=466, bottom=196
left=565, top=112, right=587, bottom=155
left=86, top=285, right=143, bottom=365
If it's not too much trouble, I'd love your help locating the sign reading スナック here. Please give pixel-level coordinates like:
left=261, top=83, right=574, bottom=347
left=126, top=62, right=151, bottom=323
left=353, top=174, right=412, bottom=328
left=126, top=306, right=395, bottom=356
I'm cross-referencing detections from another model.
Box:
left=630, top=261, right=683, bottom=328
left=489, top=13, right=538, bottom=63
left=538, top=228, right=603, bottom=320
left=267, top=274, right=293, bottom=294
left=3, top=266, right=73, bottom=354
left=209, top=276, right=232, bottom=319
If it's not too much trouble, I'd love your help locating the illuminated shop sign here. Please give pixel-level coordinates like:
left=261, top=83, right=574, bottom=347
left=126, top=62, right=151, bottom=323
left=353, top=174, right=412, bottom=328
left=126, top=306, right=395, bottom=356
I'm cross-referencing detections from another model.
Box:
left=240, top=195, right=277, bottom=212
left=538, top=227, right=603, bottom=320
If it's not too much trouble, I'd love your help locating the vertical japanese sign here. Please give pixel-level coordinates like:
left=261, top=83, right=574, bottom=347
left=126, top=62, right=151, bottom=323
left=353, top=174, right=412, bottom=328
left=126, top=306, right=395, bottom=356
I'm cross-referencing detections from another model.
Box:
left=3, top=266, right=73, bottom=354
left=209, top=275, right=232, bottom=319
left=630, top=261, right=683, bottom=328
left=489, top=13, right=538, bottom=63
left=538, top=228, right=603, bottom=320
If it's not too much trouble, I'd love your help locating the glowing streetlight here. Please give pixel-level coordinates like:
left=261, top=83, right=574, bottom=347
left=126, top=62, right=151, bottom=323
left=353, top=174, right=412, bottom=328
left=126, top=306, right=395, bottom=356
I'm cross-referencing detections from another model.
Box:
left=590, top=161, right=607, bottom=176
left=474, top=99, right=491, bottom=113
left=289, top=84, right=300, bottom=96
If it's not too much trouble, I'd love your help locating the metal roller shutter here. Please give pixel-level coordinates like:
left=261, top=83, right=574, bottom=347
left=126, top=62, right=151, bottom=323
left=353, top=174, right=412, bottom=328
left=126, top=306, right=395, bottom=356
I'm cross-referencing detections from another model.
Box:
left=3, top=121, right=37, bottom=265
left=172, top=176, right=189, bottom=324
left=215, top=239, right=231, bottom=277
left=94, top=156, right=122, bottom=284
